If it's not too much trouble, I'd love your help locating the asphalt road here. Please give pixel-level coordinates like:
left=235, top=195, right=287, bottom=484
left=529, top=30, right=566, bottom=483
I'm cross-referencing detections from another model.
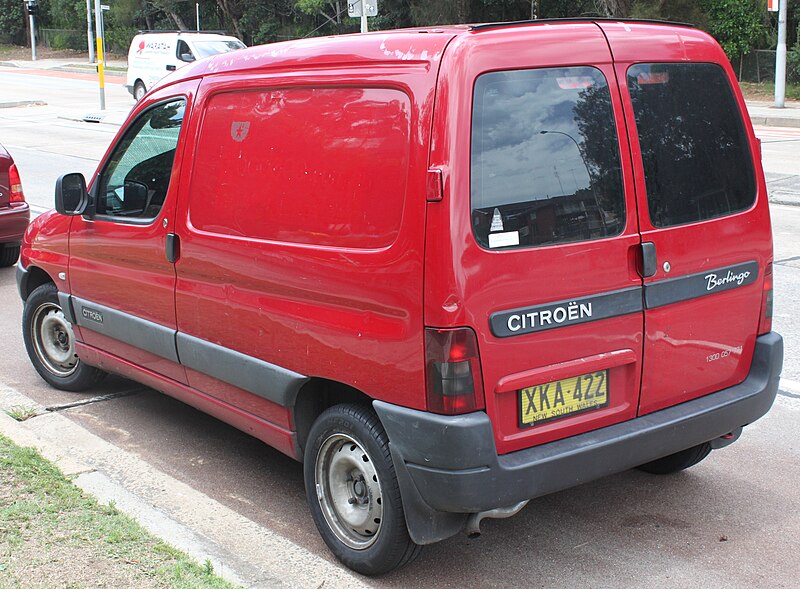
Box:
left=1, top=67, right=800, bottom=588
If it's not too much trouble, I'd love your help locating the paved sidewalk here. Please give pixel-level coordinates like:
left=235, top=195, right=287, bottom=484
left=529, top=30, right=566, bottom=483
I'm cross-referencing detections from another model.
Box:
left=0, top=382, right=371, bottom=589
left=747, top=100, right=800, bottom=128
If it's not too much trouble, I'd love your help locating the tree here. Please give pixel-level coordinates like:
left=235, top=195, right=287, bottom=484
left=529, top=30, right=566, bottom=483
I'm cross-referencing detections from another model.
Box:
left=703, top=0, right=765, bottom=76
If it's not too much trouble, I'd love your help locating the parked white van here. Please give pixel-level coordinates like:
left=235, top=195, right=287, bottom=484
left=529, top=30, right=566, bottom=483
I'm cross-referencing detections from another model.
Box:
left=126, top=31, right=245, bottom=101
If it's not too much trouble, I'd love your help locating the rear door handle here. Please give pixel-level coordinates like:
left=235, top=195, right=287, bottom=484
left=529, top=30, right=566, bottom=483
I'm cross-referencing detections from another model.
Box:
left=166, top=233, right=180, bottom=263
left=641, top=242, right=657, bottom=278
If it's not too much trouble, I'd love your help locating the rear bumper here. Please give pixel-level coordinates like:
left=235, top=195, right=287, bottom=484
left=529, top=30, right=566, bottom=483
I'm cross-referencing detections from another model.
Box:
left=374, top=332, right=783, bottom=543
left=0, top=203, right=29, bottom=244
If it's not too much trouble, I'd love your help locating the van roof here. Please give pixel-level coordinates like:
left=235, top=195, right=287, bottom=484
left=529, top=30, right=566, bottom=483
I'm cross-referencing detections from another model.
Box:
left=165, top=19, right=707, bottom=88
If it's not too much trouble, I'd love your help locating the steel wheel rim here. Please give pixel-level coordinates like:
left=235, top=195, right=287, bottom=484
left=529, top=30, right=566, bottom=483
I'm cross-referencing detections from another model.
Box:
left=30, top=302, right=79, bottom=377
left=315, top=433, right=384, bottom=550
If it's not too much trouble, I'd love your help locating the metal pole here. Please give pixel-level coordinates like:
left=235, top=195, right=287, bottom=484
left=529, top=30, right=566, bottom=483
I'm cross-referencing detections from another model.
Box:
left=196, top=3, right=200, bottom=31
left=29, top=10, right=36, bottom=61
left=775, top=0, right=787, bottom=108
left=94, top=0, right=105, bottom=110
left=86, top=0, right=95, bottom=63
left=360, top=1, right=368, bottom=33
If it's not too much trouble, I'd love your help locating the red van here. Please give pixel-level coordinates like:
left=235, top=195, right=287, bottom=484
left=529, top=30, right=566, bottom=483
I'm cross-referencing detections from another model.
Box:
left=17, top=19, right=782, bottom=575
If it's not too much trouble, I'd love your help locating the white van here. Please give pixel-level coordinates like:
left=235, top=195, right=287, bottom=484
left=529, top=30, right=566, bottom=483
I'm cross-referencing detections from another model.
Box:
left=126, top=31, right=245, bottom=101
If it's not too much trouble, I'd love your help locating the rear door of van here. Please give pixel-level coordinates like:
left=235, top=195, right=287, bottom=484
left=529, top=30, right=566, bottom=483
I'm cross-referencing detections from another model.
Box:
left=600, top=23, right=773, bottom=415
left=427, top=24, right=646, bottom=455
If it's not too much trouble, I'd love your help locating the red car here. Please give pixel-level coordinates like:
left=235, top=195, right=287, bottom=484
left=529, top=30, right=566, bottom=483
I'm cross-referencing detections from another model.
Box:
left=18, top=19, right=782, bottom=575
left=0, top=144, right=29, bottom=267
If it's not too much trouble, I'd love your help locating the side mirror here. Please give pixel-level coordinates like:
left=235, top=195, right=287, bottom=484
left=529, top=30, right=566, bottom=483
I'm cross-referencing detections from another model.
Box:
left=55, top=173, right=89, bottom=216
left=180, top=52, right=195, bottom=62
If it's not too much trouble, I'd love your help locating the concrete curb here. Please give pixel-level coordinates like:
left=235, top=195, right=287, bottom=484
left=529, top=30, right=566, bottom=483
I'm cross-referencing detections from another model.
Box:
left=0, top=100, right=46, bottom=108
left=58, top=66, right=127, bottom=78
left=0, top=382, right=372, bottom=589
left=750, top=115, right=800, bottom=128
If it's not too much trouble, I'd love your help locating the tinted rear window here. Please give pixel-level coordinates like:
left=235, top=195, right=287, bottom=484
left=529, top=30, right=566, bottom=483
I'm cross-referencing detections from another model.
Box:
left=627, top=63, right=755, bottom=228
left=471, top=67, right=625, bottom=250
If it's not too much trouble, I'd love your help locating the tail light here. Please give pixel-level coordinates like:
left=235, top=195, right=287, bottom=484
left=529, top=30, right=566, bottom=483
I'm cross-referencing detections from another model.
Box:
left=425, top=327, right=485, bottom=415
left=758, top=261, right=773, bottom=335
left=9, top=164, right=25, bottom=203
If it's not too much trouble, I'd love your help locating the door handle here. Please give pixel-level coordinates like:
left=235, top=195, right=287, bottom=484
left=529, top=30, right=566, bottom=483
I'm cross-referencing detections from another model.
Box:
left=641, top=242, right=657, bottom=278
left=166, top=64, right=177, bottom=71
left=166, top=233, right=180, bottom=263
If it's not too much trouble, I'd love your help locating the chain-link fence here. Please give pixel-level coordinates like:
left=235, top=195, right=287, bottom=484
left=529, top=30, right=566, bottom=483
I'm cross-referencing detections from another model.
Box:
left=740, top=49, right=800, bottom=85
left=39, top=29, right=85, bottom=51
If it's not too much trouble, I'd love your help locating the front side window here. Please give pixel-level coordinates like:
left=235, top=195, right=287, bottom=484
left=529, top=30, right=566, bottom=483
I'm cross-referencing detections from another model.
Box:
left=95, top=100, right=185, bottom=220
left=627, top=63, right=755, bottom=228
left=177, top=40, right=195, bottom=62
left=471, top=66, right=625, bottom=250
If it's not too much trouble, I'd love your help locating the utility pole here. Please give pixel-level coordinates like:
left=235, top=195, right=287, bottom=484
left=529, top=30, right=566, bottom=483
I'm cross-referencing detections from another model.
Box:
left=94, top=0, right=105, bottom=110
left=196, top=3, right=200, bottom=31
left=86, top=0, right=95, bottom=63
left=25, top=1, right=38, bottom=61
left=775, top=0, right=788, bottom=108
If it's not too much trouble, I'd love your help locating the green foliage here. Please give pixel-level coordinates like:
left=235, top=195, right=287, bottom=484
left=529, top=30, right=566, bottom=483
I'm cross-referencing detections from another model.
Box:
left=789, top=45, right=800, bottom=84
left=0, top=0, right=26, bottom=44
left=702, top=0, right=766, bottom=59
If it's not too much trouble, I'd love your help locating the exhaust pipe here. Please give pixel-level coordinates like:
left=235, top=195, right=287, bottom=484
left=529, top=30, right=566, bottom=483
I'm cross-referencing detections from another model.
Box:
left=464, top=500, right=529, bottom=538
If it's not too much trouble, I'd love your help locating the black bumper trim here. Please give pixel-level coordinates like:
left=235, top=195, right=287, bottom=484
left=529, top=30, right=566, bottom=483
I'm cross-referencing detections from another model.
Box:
left=374, top=332, right=782, bottom=540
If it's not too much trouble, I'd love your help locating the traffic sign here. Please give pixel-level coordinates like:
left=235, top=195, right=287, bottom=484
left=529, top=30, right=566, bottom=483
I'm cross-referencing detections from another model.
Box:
left=348, top=1, right=378, bottom=18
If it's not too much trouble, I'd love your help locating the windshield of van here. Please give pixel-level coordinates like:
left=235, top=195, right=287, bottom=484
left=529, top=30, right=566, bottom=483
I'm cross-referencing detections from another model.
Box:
left=471, top=66, right=625, bottom=250
left=192, top=39, right=245, bottom=58
left=627, top=63, right=755, bottom=228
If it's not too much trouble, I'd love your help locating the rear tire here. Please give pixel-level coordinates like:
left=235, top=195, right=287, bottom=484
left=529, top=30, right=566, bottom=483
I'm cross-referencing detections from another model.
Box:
left=304, top=403, right=422, bottom=575
left=133, top=81, right=146, bottom=102
left=22, top=283, right=107, bottom=391
left=0, top=245, right=20, bottom=267
left=637, top=443, right=712, bottom=475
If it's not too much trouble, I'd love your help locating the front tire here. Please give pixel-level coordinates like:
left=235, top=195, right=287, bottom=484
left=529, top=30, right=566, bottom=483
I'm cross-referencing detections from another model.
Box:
left=304, top=404, right=421, bottom=575
left=22, top=283, right=107, bottom=391
left=133, top=81, right=146, bottom=102
left=637, top=442, right=712, bottom=475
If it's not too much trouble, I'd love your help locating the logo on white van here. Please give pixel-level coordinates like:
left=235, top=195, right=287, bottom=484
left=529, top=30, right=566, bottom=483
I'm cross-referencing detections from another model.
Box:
left=231, top=121, right=250, bottom=142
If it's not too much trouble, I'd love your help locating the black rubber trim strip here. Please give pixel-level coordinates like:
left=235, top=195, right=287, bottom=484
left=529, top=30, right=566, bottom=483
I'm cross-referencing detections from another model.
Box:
left=71, top=296, right=180, bottom=363
left=489, top=286, right=643, bottom=338
left=14, top=261, right=29, bottom=301
left=57, top=291, right=76, bottom=324
left=644, top=261, right=759, bottom=309
left=176, top=332, right=309, bottom=408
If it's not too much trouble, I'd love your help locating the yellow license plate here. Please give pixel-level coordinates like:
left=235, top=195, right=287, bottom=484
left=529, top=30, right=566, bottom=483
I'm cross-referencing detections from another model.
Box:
left=519, top=370, right=609, bottom=428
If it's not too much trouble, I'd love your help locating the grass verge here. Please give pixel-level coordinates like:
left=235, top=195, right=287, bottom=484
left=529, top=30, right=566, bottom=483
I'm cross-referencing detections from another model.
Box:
left=739, top=81, right=800, bottom=102
left=0, top=433, right=240, bottom=588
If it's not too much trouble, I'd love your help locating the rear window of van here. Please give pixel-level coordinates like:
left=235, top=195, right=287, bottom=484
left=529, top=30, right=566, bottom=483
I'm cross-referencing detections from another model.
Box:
left=627, top=63, right=755, bottom=227
left=470, top=66, right=626, bottom=250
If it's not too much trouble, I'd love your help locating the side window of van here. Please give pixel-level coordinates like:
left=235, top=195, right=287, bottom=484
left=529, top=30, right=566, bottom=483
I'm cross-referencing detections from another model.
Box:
left=471, top=67, right=625, bottom=250
left=177, top=40, right=195, bottom=62
left=95, top=100, right=185, bottom=220
left=188, top=87, right=409, bottom=248
left=627, top=63, right=755, bottom=227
